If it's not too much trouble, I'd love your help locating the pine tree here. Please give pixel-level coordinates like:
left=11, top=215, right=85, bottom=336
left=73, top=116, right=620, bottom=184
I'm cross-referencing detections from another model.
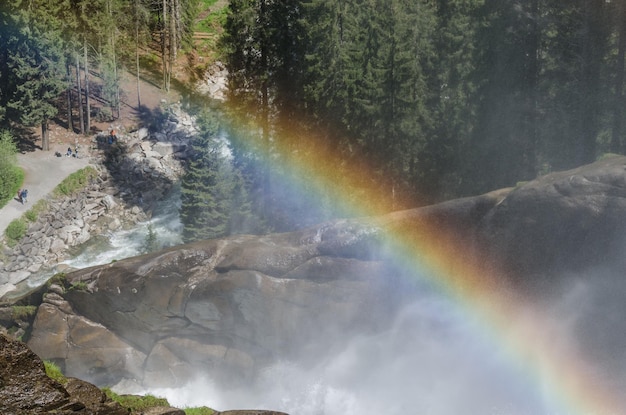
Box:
left=3, top=0, right=68, bottom=150
left=180, top=111, right=234, bottom=242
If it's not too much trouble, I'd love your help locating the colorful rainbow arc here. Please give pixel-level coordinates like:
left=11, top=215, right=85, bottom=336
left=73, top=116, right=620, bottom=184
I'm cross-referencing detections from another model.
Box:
left=224, top=106, right=623, bottom=415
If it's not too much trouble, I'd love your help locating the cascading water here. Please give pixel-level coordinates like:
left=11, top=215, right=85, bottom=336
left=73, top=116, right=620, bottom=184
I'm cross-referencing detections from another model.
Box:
left=145, top=289, right=555, bottom=415
left=64, top=185, right=183, bottom=269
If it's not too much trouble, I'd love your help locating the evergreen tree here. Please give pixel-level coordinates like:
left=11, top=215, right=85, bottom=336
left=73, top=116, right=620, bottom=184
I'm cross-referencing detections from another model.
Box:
left=180, top=111, right=234, bottom=242
left=0, top=130, right=21, bottom=207
left=3, top=0, right=68, bottom=150
left=143, top=223, right=159, bottom=253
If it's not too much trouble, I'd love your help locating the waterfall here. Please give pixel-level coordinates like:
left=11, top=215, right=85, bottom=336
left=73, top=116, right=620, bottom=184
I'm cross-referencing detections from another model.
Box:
left=64, top=185, right=183, bottom=269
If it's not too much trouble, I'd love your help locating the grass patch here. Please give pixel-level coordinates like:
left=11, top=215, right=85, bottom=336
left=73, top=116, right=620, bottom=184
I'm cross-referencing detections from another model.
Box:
left=44, top=361, right=67, bottom=384
left=184, top=407, right=216, bottom=415
left=11, top=305, right=37, bottom=320
left=24, top=199, right=48, bottom=222
left=53, top=166, right=98, bottom=197
left=195, top=5, right=227, bottom=34
left=103, top=388, right=170, bottom=411
left=4, top=219, right=27, bottom=246
left=193, top=0, right=228, bottom=59
left=597, top=152, right=621, bottom=161
left=69, top=281, right=88, bottom=291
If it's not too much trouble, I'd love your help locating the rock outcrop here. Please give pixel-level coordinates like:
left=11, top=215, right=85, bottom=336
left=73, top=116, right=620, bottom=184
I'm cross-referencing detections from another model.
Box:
left=20, top=155, right=626, bottom=396
left=0, top=333, right=128, bottom=414
left=0, top=103, right=197, bottom=301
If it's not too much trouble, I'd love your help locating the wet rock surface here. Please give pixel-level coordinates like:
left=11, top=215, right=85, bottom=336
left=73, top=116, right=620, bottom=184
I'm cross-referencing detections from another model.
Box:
left=0, top=334, right=128, bottom=414
left=7, top=153, right=626, bottom=411
left=21, top=156, right=626, bottom=392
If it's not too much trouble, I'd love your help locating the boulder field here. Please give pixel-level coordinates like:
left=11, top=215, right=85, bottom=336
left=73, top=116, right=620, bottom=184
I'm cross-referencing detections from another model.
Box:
left=18, top=155, right=626, bottom=393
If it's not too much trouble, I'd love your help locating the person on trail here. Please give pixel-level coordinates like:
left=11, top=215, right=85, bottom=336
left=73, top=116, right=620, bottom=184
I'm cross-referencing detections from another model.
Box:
left=20, top=189, right=28, bottom=204
left=17, top=189, right=22, bottom=204
left=108, top=129, right=116, bottom=145
left=66, top=147, right=72, bottom=157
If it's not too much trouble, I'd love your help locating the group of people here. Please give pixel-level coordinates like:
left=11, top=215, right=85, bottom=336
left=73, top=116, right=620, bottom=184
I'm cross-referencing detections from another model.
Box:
left=17, top=188, right=28, bottom=204
left=66, top=146, right=78, bottom=157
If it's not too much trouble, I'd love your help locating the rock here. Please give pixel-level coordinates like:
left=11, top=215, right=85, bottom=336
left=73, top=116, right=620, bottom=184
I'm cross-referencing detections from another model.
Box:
left=50, top=238, right=66, bottom=254
left=0, top=283, right=17, bottom=298
left=102, top=195, right=117, bottom=210
left=64, top=378, right=129, bottom=415
left=137, top=127, right=149, bottom=140
left=0, top=334, right=151, bottom=414
left=140, top=407, right=185, bottom=415
left=0, top=334, right=72, bottom=413
left=19, top=155, right=626, bottom=396
left=216, top=412, right=288, bottom=415
left=477, top=155, right=626, bottom=286
left=7, top=270, right=29, bottom=285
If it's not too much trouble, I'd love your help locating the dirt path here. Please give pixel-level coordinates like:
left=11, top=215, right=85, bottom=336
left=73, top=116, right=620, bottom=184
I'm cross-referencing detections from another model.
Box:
left=0, top=72, right=173, bottom=239
left=0, top=150, right=91, bottom=236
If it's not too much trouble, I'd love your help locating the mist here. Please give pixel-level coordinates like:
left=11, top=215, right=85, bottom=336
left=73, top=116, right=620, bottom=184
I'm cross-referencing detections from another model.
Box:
left=139, top=263, right=626, bottom=415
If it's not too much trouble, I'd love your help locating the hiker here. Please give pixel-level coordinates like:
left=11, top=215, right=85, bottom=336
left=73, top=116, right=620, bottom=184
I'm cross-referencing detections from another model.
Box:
left=108, top=129, right=116, bottom=145
left=17, top=189, right=22, bottom=204
left=20, top=189, right=28, bottom=204
left=66, top=147, right=72, bottom=157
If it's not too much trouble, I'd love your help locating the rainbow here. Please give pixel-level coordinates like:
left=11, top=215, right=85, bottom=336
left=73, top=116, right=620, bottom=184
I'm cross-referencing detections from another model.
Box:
left=223, top=107, right=623, bottom=415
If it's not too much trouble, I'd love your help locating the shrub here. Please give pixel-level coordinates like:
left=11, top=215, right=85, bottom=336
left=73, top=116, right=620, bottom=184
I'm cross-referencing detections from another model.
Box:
left=102, top=388, right=170, bottom=411
left=53, top=166, right=98, bottom=196
left=24, top=199, right=48, bottom=222
left=44, top=361, right=67, bottom=384
left=185, top=407, right=216, bottom=415
left=0, top=130, right=23, bottom=208
left=5, top=219, right=26, bottom=245
left=11, top=305, right=37, bottom=320
left=69, top=281, right=88, bottom=291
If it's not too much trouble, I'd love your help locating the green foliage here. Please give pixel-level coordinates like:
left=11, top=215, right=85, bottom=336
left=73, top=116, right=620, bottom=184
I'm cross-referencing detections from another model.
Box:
left=5, top=219, right=27, bottom=245
left=11, top=305, right=37, bottom=320
left=44, top=361, right=67, bottom=384
left=102, top=388, right=170, bottom=411
left=53, top=167, right=98, bottom=196
left=143, top=224, right=159, bottom=254
left=0, top=130, right=23, bottom=208
left=184, top=407, right=216, bottom=415
left=24, top=199, right=48, bottom=222
left=69, top=281, right=88, bottom=291
left=195, top=0, right=228, bottom=34
left=180, top=110, right=242, bottom=242
left=48, top=272, right=68, bottom=286
left=221, top=0, right=626, bottom=210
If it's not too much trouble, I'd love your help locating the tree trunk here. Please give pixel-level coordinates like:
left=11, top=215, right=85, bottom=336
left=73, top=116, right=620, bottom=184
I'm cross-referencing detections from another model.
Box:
left=522, top=0, right=540, bottom=177
left=66, top=63, right=74, bottom=132
left=76, top=52, right=85, bottom=136
left=84, top=40, right=91, bottom=134
left=162, top=0, right=169, bottom=91
left=260, top=0, right=271, bottom=221
left=41, top=118, right=49, bottom=151
left=612, top=0, right=626, bottom=153
left=136, top=11, right=142, bottom=107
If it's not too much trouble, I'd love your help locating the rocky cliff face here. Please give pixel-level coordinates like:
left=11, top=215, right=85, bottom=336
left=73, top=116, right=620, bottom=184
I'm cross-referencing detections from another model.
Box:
left=0, top=333, right=129, bottom=414
left=21, top=155, right=626, bottom=394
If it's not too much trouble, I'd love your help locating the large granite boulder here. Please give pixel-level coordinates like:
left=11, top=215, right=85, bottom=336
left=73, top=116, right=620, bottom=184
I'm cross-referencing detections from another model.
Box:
left=0, top=334, right=128, bottom=414
left=478, top=155, right=626, bottom=285
left=25, top=156, right=626, bottom=393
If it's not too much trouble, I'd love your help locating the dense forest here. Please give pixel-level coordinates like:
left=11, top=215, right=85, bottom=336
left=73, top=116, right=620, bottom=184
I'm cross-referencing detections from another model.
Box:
left=222, top=0, right=626, bottom=209
left=2, top=0, right=626, bottom=237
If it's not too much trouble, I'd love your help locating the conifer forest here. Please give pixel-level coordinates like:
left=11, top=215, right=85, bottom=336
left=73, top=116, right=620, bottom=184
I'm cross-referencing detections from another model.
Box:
left=2, top=0, right=626, bottom=233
